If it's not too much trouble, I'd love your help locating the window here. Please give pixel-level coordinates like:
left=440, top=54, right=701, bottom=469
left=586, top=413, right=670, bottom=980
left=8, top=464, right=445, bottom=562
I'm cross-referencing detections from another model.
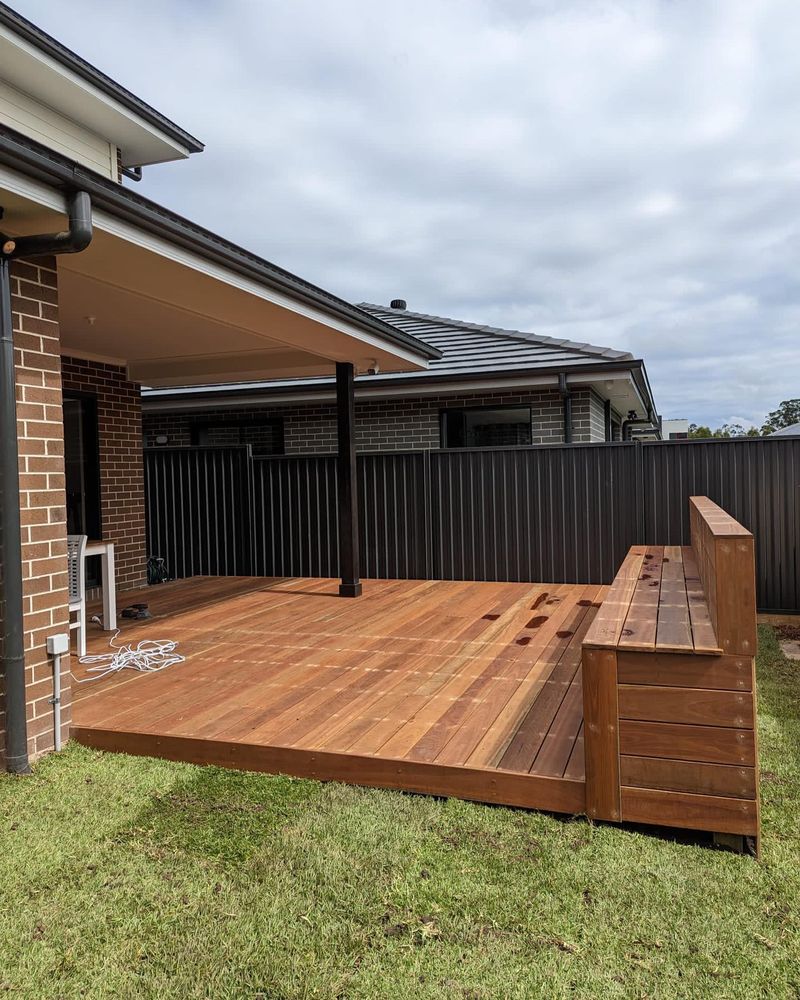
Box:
left=441, top=406, right=532, bottom=449
left=191, top=418, right=285, bottom=456
left=63, top=393, right=102, bottom=586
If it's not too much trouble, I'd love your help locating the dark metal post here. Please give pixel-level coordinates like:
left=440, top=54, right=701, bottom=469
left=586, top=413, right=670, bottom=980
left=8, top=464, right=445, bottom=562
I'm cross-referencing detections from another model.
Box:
left=336, top=362, right=362, bottom=597
left=0, top=257, right=29, bottom=773
left=604, top=399, right=612, bottom=441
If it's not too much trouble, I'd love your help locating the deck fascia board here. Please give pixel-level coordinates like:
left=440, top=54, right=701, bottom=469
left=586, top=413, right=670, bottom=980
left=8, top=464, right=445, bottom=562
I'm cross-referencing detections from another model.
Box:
left=71, top=726, right=586, bottom=815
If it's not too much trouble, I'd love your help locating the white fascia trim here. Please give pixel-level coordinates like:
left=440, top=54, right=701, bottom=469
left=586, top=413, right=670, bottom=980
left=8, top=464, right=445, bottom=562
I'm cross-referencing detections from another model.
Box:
left=91, top=208, right=430, bottom=370
left=0, top=25, right=191, bottom=162
left=0, top=162, right=65, bottom=213
left=143, top=369, right=640, bottom=413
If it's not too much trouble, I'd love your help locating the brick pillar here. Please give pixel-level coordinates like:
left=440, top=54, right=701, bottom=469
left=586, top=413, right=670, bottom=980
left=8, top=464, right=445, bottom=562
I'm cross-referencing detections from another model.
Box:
left=1, top=257, right=71, bottom=762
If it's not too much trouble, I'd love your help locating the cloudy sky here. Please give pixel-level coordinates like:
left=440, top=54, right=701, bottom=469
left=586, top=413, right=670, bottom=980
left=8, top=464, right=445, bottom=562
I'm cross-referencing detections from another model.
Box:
left=17, top=0, right=800, bottom=427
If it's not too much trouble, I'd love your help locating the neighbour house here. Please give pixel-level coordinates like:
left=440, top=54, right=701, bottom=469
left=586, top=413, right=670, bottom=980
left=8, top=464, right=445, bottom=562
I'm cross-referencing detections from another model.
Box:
left=143, top=301, right=661, bottom=452
left=770, top=421, right=800, bottom=437
left=661, top=417, right=689, bottom=440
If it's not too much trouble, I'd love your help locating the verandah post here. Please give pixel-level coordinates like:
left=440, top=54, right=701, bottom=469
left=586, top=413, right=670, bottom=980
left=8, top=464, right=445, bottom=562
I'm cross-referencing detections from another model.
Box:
left=336, top=361, right=362, bottom=597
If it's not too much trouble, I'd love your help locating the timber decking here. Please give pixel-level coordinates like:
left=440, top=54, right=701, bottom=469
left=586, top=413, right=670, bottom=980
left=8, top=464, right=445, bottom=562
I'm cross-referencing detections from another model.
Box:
left=73, top=576, right=604, bottom=814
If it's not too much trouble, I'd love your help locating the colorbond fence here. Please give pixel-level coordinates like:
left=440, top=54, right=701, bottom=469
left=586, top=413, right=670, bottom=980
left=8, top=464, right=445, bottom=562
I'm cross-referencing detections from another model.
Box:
left=144, top=436, right=800, bottom=612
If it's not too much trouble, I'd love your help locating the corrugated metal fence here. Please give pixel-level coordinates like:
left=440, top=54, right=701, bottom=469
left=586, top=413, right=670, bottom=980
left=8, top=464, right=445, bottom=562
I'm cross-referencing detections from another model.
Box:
left=144, top=436, right=800, bottom=612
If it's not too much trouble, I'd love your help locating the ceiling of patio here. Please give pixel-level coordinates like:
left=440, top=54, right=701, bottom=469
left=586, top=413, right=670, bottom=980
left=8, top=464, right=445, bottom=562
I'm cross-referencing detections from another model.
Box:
left=1, top=185, right=430, bottom=387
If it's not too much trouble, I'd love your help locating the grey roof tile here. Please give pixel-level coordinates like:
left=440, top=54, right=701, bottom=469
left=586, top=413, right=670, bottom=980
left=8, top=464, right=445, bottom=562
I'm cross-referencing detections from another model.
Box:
left=144, top=303, right=636, bottom=399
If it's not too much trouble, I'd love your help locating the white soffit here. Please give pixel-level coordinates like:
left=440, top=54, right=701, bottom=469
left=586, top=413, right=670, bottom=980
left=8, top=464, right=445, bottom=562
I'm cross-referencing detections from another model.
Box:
left=0, top=25, right=192, bottom=165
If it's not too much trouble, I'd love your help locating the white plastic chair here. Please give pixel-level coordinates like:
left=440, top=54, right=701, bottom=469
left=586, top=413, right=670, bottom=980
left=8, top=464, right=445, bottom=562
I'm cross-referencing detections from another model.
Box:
left=67, top=534, right=88, bottom=657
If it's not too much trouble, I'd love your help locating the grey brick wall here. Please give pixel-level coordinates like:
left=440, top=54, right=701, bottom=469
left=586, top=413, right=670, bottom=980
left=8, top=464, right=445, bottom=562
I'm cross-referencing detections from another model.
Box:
left=144, top=386, right=608, bottom=454
left=588, top=391, right=607, bottom=442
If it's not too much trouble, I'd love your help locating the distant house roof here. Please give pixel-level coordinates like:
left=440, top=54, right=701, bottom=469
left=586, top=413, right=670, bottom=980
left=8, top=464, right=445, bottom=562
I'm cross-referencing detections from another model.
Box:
left=356, top=303, right=634, bottom=379
left=770, top=421, right=800, bottom=437
left=144, top=302, right=644, bottom=402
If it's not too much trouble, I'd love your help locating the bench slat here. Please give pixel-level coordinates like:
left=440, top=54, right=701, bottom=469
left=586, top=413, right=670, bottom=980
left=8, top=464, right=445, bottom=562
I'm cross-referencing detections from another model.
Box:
left=618, top=546, right=663, bottom=652
left=583, top=546, right=646, bottom=649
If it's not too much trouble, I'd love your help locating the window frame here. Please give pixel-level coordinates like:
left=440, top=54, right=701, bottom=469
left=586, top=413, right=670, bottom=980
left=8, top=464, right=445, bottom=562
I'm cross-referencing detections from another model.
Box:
left=439, top=403, right=533, bottom=450
left=63, top=390, right=103, bottom=586
left=189, top=416, right=286, bottom=455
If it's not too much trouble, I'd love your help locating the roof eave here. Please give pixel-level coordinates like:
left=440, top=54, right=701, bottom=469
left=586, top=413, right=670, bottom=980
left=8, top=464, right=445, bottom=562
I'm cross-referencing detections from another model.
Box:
left=0, top=128, right=440, bottom=365
left=0, top=2, right=204, bottom=154
left=142, top=358, right=650, bottom=406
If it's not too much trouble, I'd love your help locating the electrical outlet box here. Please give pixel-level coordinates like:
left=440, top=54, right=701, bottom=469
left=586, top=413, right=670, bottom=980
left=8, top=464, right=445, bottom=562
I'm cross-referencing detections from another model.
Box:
left=46, top=633, right=69, bottom=656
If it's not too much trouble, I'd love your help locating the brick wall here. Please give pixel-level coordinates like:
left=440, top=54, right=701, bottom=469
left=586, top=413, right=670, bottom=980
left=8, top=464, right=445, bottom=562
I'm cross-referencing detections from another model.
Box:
left=61, top=357, right=146, bottom=592
left=144, top=386, right=607, bottom=455
left=588, top=390, right=608, bottom=442
left=2, top=257, right=71, bottom=761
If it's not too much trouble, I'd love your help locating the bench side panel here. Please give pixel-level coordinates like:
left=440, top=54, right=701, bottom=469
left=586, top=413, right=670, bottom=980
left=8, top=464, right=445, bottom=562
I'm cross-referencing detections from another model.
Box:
left=689, top=497, right=757, bottom=657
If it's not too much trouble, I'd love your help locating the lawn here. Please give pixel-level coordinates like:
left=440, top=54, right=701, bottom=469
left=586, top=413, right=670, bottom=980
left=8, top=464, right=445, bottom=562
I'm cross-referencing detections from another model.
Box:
left=1, top=626, right=798, bottom=1000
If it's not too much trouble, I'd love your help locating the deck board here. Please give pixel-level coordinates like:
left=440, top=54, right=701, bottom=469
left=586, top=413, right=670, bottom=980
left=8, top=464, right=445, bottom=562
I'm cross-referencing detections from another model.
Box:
left=73, top=577, right=604, bottom=813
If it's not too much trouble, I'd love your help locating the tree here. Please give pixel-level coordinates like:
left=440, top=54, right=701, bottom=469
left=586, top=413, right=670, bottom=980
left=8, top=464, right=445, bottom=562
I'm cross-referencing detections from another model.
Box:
left=687, top=422, right=760, bottom=439
left=761, top=399, right=800, bottom=435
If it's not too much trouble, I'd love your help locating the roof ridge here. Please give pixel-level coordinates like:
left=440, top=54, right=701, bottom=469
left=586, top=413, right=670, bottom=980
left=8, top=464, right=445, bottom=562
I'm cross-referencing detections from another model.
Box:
left=357, top=303, right=633, bottom=362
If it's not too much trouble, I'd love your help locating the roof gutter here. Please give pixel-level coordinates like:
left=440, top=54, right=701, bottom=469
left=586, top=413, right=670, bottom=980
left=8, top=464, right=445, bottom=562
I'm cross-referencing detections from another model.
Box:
left=0, top=190, right=93, bottom=774
left=142, top=359, right=651, bottom=410
left=0, top=129, right=440, bottom=364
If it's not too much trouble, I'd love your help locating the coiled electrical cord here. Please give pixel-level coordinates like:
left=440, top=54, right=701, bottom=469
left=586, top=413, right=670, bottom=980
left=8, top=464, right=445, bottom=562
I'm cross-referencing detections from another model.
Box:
left=74, top=626, right=185, bottom=683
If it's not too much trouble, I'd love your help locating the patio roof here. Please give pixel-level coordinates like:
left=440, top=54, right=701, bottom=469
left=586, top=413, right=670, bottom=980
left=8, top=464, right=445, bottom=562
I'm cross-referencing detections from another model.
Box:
left=0, top=128, right=440, bottom=385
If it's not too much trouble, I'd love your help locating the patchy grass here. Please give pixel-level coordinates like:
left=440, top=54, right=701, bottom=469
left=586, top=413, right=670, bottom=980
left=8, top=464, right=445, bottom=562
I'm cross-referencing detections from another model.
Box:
left=1, top=625, right=798, bottom=999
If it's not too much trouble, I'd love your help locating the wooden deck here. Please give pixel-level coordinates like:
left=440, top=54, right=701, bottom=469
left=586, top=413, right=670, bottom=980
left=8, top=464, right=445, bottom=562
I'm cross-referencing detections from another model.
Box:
left=73, top=576, right=606, bottom=815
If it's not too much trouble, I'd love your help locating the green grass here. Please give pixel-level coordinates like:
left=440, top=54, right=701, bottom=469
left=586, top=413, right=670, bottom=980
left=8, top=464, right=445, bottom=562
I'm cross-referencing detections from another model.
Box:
left=1, top=625, right=798, bottom=999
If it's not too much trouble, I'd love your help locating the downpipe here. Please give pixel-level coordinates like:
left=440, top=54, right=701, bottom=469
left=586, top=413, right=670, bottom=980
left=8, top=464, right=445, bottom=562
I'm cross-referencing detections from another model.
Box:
left=559, top=373, right=573, bottom=444
left=0, top=192, right=92, bottom=773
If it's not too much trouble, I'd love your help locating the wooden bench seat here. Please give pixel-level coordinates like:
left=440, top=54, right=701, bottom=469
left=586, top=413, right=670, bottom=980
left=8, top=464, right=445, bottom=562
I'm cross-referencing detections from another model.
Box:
left=580, top=497, right=760, bottom=853
left=584, top=544, right=722, bottom=655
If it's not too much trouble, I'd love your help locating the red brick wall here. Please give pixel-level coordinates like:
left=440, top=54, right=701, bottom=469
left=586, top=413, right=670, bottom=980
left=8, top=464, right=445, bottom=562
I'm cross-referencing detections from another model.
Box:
left=1, top=257, right=71, bottom=762
left=61, top=357, right=146, bottom=592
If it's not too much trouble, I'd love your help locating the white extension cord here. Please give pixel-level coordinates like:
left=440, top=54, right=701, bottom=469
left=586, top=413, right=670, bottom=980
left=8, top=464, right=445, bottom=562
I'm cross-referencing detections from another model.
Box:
left=75, top=615, right=185, bottom=683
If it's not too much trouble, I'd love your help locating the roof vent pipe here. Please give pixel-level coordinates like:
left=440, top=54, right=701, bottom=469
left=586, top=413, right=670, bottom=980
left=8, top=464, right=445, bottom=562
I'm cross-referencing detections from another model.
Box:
left=390, top=299, right=407, bottom=310
left=0, top=190, right=93, bottom=774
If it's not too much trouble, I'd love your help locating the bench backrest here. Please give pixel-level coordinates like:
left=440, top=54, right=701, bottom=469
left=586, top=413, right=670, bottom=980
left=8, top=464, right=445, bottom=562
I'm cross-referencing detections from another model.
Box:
left=689, top=496, right=757, bottom=656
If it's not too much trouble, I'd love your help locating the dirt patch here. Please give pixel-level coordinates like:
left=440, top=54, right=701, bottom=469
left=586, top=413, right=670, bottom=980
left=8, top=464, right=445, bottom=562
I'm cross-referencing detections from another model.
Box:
left=775, top=627, right=800, bottom=660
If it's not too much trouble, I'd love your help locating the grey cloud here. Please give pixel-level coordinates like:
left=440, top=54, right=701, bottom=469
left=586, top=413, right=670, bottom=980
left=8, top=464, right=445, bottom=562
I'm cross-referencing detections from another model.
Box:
left=15, top=0, right=800, bottom=427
